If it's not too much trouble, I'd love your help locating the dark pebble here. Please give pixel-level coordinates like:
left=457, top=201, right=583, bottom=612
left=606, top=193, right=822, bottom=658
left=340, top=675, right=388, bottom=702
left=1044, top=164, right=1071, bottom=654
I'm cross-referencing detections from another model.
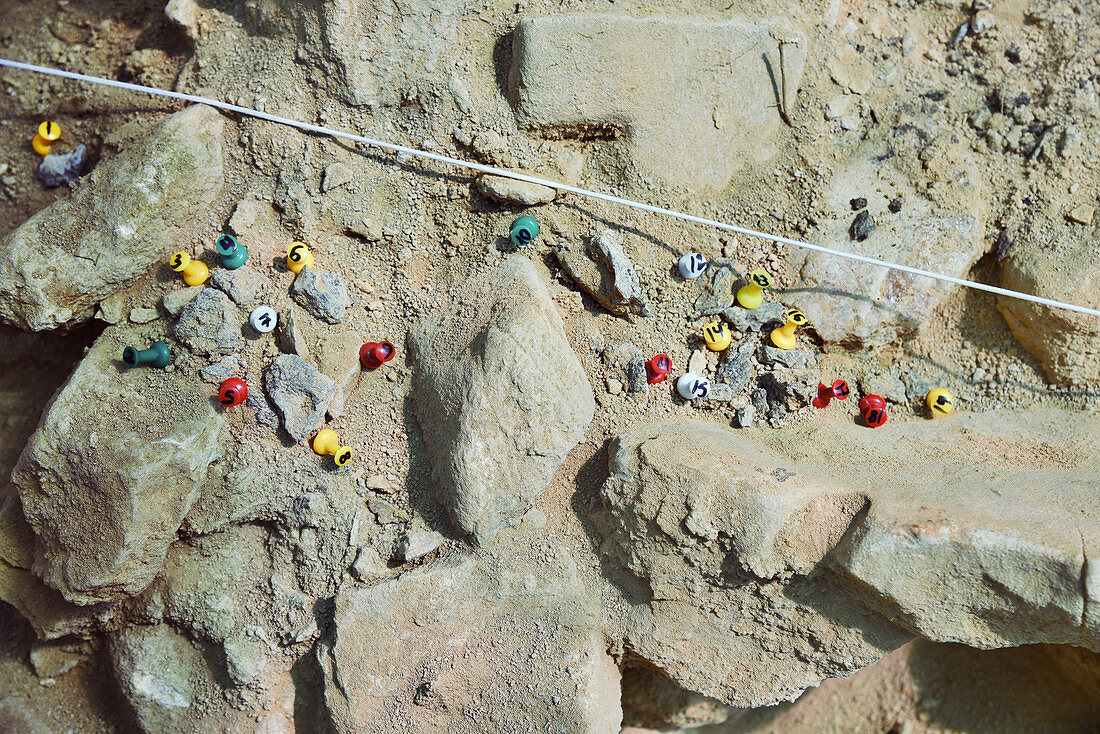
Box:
left=888, top=198, right=903, bottom=213
left=850, top=197, right=868, bottom=211
left=850, top=210, right=876, bottom=241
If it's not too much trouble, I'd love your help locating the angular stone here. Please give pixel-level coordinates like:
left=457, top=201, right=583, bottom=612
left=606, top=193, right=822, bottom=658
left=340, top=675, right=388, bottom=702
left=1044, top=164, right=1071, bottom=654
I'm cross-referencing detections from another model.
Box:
left=396, top=530, right=443, bottom=562
left=0, top=106, right=223, bottom=330
left=321, top=0, right=466, bottom=108
left=793, top=137, right=985, bottom=349
left=12, top=327, right=224, bottom=605
left=722, top=300, right=785, bottom=333
left=598, top=410, right=1100, bottom=706
left=318, top=551, right=621, bottom=732
left=554, top=231, right=649, bottom=317
left=162, top=286, right=202, bottom=317
left=509, top=14, right=805, bottom=192
left=263, top=354, right=337, bottom=442
left=476, top=174, right=556, bottom=206
left=37, top=144, right=85, bottom=187
left=290, top=267, right=351, bottom=324
left=110, top=624, right=201, bottom=733
left=693, top=265, right=738, bottom=315
left=173, top=288, right=243, bottom=357
left=210, top=265, right=265, bottom=308
left=997, top=221, right=1100, bottom=385
left=410, top=256, right=594, bottom=543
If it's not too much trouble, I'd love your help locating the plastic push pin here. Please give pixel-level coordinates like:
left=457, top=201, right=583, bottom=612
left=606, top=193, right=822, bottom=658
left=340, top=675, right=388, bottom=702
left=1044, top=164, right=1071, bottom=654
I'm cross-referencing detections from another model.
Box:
left=170, top=251, right=210, bottom=286
left=702, top=321, right=732, bottom=352
left=510, top=215, right=539, bottom=247
left=287, top=242, right=314, bottom=274
left=926, top=387, right=954, bottom=416
left=645, top=354, right=671, bottom=384
left=859, top=394, right=887, bottom=428
left=736, top=268, right=772, bottom=310
left=122, top=340, right=171, bottom=369
left=216, top=235, right=248, bottom=270
left=32, top=121, right=62, bottom=156
left=249, top=305, right=277, bottom=333
left=770, top=308, right=807, bottom=350
left=812, top=379, right=851, bottom=409
left=678, top=252, right=707, bottom=279
left=359, top=341, right=396, bottom=370
left=676, top=372, right=710, bottom=400
left=313, top=429, right=353, bottom=466
left=218, top=377, right=248, bottom=407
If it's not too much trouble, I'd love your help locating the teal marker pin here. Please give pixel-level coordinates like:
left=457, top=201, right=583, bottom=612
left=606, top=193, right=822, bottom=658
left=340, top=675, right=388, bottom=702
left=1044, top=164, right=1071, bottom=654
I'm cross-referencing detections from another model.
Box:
left=509, top=215, right=539, bottom=248
left=216, top=234, right=248, bottom=270
left=123, top=341, right=171, bottom=368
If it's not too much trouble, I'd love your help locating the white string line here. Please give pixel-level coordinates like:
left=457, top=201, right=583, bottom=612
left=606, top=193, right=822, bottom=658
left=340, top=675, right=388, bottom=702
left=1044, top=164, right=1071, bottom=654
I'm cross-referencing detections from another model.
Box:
left=3, top=57, right=1098, bottom=319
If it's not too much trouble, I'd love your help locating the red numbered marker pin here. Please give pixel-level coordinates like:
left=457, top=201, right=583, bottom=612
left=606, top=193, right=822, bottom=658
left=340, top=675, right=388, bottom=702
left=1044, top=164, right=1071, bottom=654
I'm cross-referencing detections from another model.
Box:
left=859, top=394, right=887, bottom=428
left=359, top=341, right=396, bottom=370
left=812, top=379, right=850, bottom=408
left=645, top=354, right=672, bottom=384
left=219, top=377, right=248, bottom=408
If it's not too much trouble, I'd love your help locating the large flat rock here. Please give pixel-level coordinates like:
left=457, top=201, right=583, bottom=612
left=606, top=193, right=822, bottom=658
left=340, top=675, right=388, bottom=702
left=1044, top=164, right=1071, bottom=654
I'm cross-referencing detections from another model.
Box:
left=409, top=256, right=594, bottom=543
left=598, top=410, right=1100, bottom=706
left=509, top=14, right=804, bottom=192
left=0, top=106, right=223, bottom=331
left=12, top=326, right=224, bottom=605
left=318, top=549, right=621, bottom=732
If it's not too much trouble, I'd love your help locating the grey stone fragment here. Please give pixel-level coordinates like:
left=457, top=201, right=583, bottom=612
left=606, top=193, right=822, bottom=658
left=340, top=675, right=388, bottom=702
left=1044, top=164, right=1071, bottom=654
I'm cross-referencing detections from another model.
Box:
left=734, top=405, right=755, bottom=427
left=199, top=356, right=242, bottom=384
left=128, top=307, right=159, bottom=324
left=96, top=292, right=126, bottom=324
left=162, top=286, right=202, bottom=316
left=625, top=356, right=649, bottom=394
left=849, top=210, right=876, bottom=241
left=759, top=371, right=814, bottom=408
left=476, top=174, right=556, bottom=205
left=223, top=634, right=268, bottom=685
left=245, top=387, right=279, bottom=428
left=263, top=354, right=337, bottom=442
left=290, top=267, right=351, bottom=324
left=722, top=301, right=785, bottom=333
left=860, top=372, right=908, bottom=404
left=277, top=306, right=310, bottom=358
left=694, top=266, right=737, bottom=315
left=759, top=345, right=817, bottom=369
left=37, top=144, right=85, bottom=187
left=322, top=162, right=354, bottom=192
left=706, top=383, right=735, bottom=402
left=110, top=624, right=199, bottom=733
left=174, top=288, right=243, bottom=357
left=554, top=231, right=649, bottom=317
left=715, top=339, right=755, bottom=395
left=210, top=266, right=264, bottom=308
left=396, top=530, right=444, bottom=562
left=751, top=388, right=769, bottom=414
left=368, top=497, right=406, bottom=525
left=351, top=547, right=387, bottom=581
left=29, top=638, right=87, bottom=678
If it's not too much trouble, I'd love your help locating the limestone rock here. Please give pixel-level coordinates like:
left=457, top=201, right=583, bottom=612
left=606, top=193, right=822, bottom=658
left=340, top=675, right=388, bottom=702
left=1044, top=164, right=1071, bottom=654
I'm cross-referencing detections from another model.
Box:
left=597, top=410, right=1100, bottom=706
left=110, top=624, right=201, bottom=733
left=12, top=327, right=225, bottom=605
left=409, top=256, right=594, bottom=543
left=317, top=550, right=621, bottom=732
left=290, top=267, right=351, bottom=324
left=693, top=265, right=738, bottom=316
left=793, top=137, right=985, bottom=349
left=396, top=529, right=443, bottom=562
left=209, top=266, right=265, bottom=308
left=162, top=286, right=202, bottom=317
left=476, top=174, right=556, bottom=206
left=997, top=221, right=1100, bottom=385
left=0, top=105, right=223, bottom=330
left=173, top=287, right=243, bottom=357
left=263, top=354, right=337, bottom=442
left=321, top=0, right=466, bottom=108
left=554, top=231, right=649, bottom=317
left=722, top=300, right=785, bottom=333
left=509, top=14, right=805, bottom=192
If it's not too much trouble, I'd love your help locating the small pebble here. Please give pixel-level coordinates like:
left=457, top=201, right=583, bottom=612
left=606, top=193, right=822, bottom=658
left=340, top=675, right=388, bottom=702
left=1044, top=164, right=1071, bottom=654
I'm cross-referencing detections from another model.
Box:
left=888, top=197, right=903, bottom=213
left=849, top=210, right=876, bottom=241
left=850, top=197, right=868, bottom=211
